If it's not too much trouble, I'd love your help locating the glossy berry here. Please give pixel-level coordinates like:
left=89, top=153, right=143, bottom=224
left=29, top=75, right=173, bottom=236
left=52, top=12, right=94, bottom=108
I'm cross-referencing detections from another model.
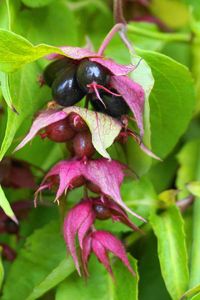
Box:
left=90, top=92, right=129, bottom=118
left=43, top=58, right=74, bottom=87
left=76, top=60, right=109, bottom=92
left=72, top=131, right=95, bottom=158
left=45, top=119, right=75, bottom=142
left=93, top=204, right=111, bottom=220
left=52, top=67, right=85, bottom=107
left=68, top=112, right=88, bottom=132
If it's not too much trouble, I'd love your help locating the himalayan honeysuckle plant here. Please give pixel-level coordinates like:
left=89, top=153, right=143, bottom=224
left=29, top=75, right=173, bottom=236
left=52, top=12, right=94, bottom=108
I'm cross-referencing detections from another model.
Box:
left=0, top=0, right=200, bottom=299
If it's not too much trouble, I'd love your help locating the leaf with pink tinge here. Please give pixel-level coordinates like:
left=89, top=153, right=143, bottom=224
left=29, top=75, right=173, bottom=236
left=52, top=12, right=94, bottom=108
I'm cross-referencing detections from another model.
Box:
left=63, top=201, right=95, bottom=275
left=15, top=107, right=121, bottom=159
left=91, top=231, right=135, bottom=276
left=14, top=110, right=67, bottom=152
left=90, top=57, right=135, bottom=76
left=46, top=46, right=100, bottom=60
left=63, top=107, right=122, bottom=159
left=110, top=75, right=145, bottom=136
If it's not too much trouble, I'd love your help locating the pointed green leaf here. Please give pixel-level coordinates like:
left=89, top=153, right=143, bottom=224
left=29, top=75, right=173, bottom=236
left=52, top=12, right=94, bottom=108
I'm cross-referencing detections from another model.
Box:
left=0, top=185, right=16, bottom=222
left=0, top=29, right=60, bottom=72
left=137, top=49, right=195, bottom=159
left=150, top=205, right=189, bottom=300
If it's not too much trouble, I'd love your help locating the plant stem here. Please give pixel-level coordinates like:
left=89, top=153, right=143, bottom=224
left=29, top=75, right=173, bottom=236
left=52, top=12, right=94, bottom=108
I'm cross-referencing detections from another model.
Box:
left=98, top=23, right=125, bottom=55
left=127, top=24, right=191, bottom=43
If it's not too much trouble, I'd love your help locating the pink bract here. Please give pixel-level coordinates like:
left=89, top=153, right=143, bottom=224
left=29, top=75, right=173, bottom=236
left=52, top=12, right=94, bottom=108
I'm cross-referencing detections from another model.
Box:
left=111, top=75, right=145, bottom=136
left=35, top=158, right=146, bottom=222
left=82, top=230, right=135, bottom=277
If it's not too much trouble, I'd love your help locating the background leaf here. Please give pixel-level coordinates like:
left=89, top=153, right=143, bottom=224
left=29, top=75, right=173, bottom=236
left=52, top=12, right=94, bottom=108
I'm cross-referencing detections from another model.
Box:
left=0, top=185, right=16, bottom=221
left=1, top=221, right=74, bottom=300
left=56, top=254, right=138, bottom=300
left=137, top=49, right=195, bottom=158
left=150, top=205, right=189, bottom=300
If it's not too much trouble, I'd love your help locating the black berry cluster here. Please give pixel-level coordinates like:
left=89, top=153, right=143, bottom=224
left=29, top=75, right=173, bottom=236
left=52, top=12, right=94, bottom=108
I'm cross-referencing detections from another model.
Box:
left=43, top=58, right=129, bottom=118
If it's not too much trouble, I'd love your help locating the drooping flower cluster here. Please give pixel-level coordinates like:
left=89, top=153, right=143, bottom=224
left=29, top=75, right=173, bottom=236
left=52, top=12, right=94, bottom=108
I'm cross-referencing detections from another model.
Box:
left=15, top=24, right=158, bottom=277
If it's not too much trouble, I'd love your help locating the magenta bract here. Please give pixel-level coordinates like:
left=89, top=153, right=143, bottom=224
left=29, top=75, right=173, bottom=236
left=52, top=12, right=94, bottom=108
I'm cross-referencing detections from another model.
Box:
left=82, top=230, right=135, bottom=277
left=36, top=158, right=145, bottom=221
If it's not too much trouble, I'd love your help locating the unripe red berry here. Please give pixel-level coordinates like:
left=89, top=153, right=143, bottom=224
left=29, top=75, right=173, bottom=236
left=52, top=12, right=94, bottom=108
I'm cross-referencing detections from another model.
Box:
left=72, top=131, right=95, bottom=158
left=45, top=119, right=75, bottom=143
left=68, top=113, right=88, bottom=132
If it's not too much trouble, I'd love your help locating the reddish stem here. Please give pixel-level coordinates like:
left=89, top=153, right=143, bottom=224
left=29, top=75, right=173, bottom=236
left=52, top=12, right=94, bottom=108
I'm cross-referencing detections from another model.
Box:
left=98, top=23, right=125, bottom=56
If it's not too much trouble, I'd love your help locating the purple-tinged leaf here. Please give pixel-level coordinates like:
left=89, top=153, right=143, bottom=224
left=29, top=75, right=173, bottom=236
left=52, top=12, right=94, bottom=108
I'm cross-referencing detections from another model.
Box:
left=111, top=75, right=145, bottom=136
left=90, top=57, right=135, bottom=76
left=46, top=46, right=100, bottom=60
left=14, top=110, right=67, bottom=152
left=63, top=200, right=95, bottom=275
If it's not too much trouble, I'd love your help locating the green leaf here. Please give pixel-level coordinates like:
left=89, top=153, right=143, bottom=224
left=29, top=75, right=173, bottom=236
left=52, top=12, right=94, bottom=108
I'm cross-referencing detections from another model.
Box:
left=56, top=255, right=138, bottom=300
left=2, top=221, right=74, bottom=300
left=0, top=247, right=4, bottom=290
left=150, top=205, right=189, bottom=300
left=0, top=63, right=49, bottom=160
left=137, top=49, right=195, bottom=158
left=126, top=55, right=155, bottom=175
left=21, top=0, right=55, bottom=8
left=176, top=140, right=200, bottom=197
left=0, top=29, right=60, bottom=72
left=176, top=139, right=200, bottom=289
left=149, top=0, right=189, bottom=29
left=112, top=254, right=139, bottom=300
left=0, top=185, right=16, bottom=221
left=192, top=293, right=200, bottom=300
left=0, top=72, right=17, bottom=112
left=26, top=259, right=75, bottom=300
left=187, top=181, right=200, bottom=197
left=180, top=283, right=200, bottom=299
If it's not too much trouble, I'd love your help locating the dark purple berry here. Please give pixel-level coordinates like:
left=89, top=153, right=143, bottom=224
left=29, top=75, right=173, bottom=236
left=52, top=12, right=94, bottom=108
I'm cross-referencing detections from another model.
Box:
left=76, top=60, right=109, bottom=92
left=68, top=112, right=88, bottom=132
left=52, top=67, right=85, bottom=107
left=93, top=204, right=111, bottom=220
left=90, top=92, right=129, bottom=118
left=72, top=131, right=95, bottom=158
left=45, top=119, right=75, bottom=142
left=43, top=58, right=74, bottom=87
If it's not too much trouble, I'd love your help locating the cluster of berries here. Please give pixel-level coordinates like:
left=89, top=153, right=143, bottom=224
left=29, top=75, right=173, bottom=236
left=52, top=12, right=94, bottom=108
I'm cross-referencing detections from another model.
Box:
left=43, top=57, right=129, bottom=118
left=15, top=34, right=149, bottom=276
